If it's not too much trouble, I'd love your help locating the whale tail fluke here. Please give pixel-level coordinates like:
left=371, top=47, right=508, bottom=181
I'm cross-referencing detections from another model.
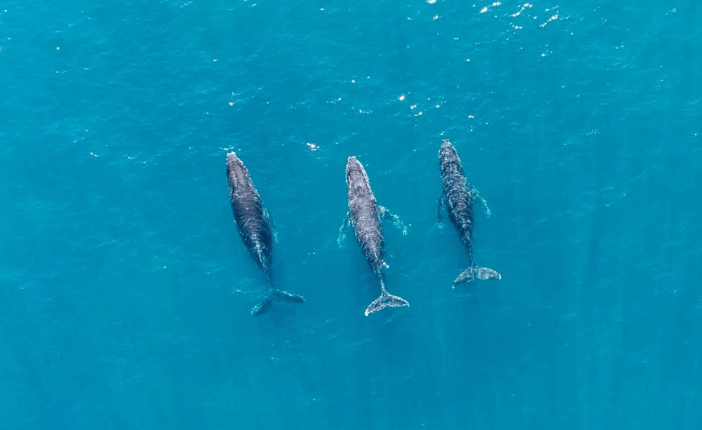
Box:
left=251, top=295, right=274, bottom=316
left=452, top=266, right=502, bottom=287
left=251, top=289, right=304, bottom=316
left=364, top=292, right=409, bottom=316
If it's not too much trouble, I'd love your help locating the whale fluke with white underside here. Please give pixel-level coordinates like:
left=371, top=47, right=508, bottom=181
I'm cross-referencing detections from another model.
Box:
left=438, top=140, right=501, bottom=287
left=453, top=266, right=501, bottom=287
left=364, top=279, right=410, bottom=316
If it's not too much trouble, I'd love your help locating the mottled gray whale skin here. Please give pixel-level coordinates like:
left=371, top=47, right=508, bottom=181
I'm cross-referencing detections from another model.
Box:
left=226, top=152, right=303, bottom=316
left=438, top=140, right=501, bottom=287
left=340, top=156, right=409, bottom=316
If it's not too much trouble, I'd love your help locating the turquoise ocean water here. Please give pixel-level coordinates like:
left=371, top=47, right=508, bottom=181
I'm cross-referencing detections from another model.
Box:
left=2, top=0, right=702, bottom=428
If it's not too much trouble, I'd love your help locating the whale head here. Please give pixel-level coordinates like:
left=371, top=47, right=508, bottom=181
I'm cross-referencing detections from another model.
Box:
left=346, top=156, right=371, bottom=199
left=439, top=140, right=459, bottom=163
left=226, top=152, right=251, bottom=191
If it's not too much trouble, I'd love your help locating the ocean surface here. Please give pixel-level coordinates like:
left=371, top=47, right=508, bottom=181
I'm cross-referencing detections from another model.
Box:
left=1, top=0, right=702, bottom=428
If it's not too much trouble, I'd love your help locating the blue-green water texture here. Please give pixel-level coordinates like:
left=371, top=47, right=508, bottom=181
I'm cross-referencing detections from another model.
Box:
left=2, top=0, right=702, bottom=428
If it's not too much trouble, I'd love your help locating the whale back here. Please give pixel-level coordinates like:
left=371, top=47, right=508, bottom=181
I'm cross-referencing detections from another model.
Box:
left=226, top=152, right=274, bottom=279
left=439, top=141, right=475, bottom=261
left=346, top=157, right=384, bottom=273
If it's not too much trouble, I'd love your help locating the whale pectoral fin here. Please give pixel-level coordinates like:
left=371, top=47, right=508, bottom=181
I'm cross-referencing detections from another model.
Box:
left=470, top=186, right=492, bottom=217
left=437, top=194, right=445, bottom=227
left=264, top=209, right=279, bottom=243
left=256, top=248, right=265, bottom=267
left=337, top=212, right=351, bottom=247
left=380, top=206, right=408, bottom=236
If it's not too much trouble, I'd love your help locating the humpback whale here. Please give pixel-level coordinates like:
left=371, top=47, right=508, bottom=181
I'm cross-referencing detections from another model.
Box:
left=338, top=156, right=409, bottom=316
left=226, top=152, right=304, bottom=316
left=437, top=140, right=501, bottom=287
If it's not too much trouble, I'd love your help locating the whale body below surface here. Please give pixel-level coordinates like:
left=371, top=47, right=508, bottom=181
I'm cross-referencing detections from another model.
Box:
left=339, top=156, right=409, bottom=316
left=226, top=152, right=304, bottom=316
left=438, top=140, right=501, bottom=287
